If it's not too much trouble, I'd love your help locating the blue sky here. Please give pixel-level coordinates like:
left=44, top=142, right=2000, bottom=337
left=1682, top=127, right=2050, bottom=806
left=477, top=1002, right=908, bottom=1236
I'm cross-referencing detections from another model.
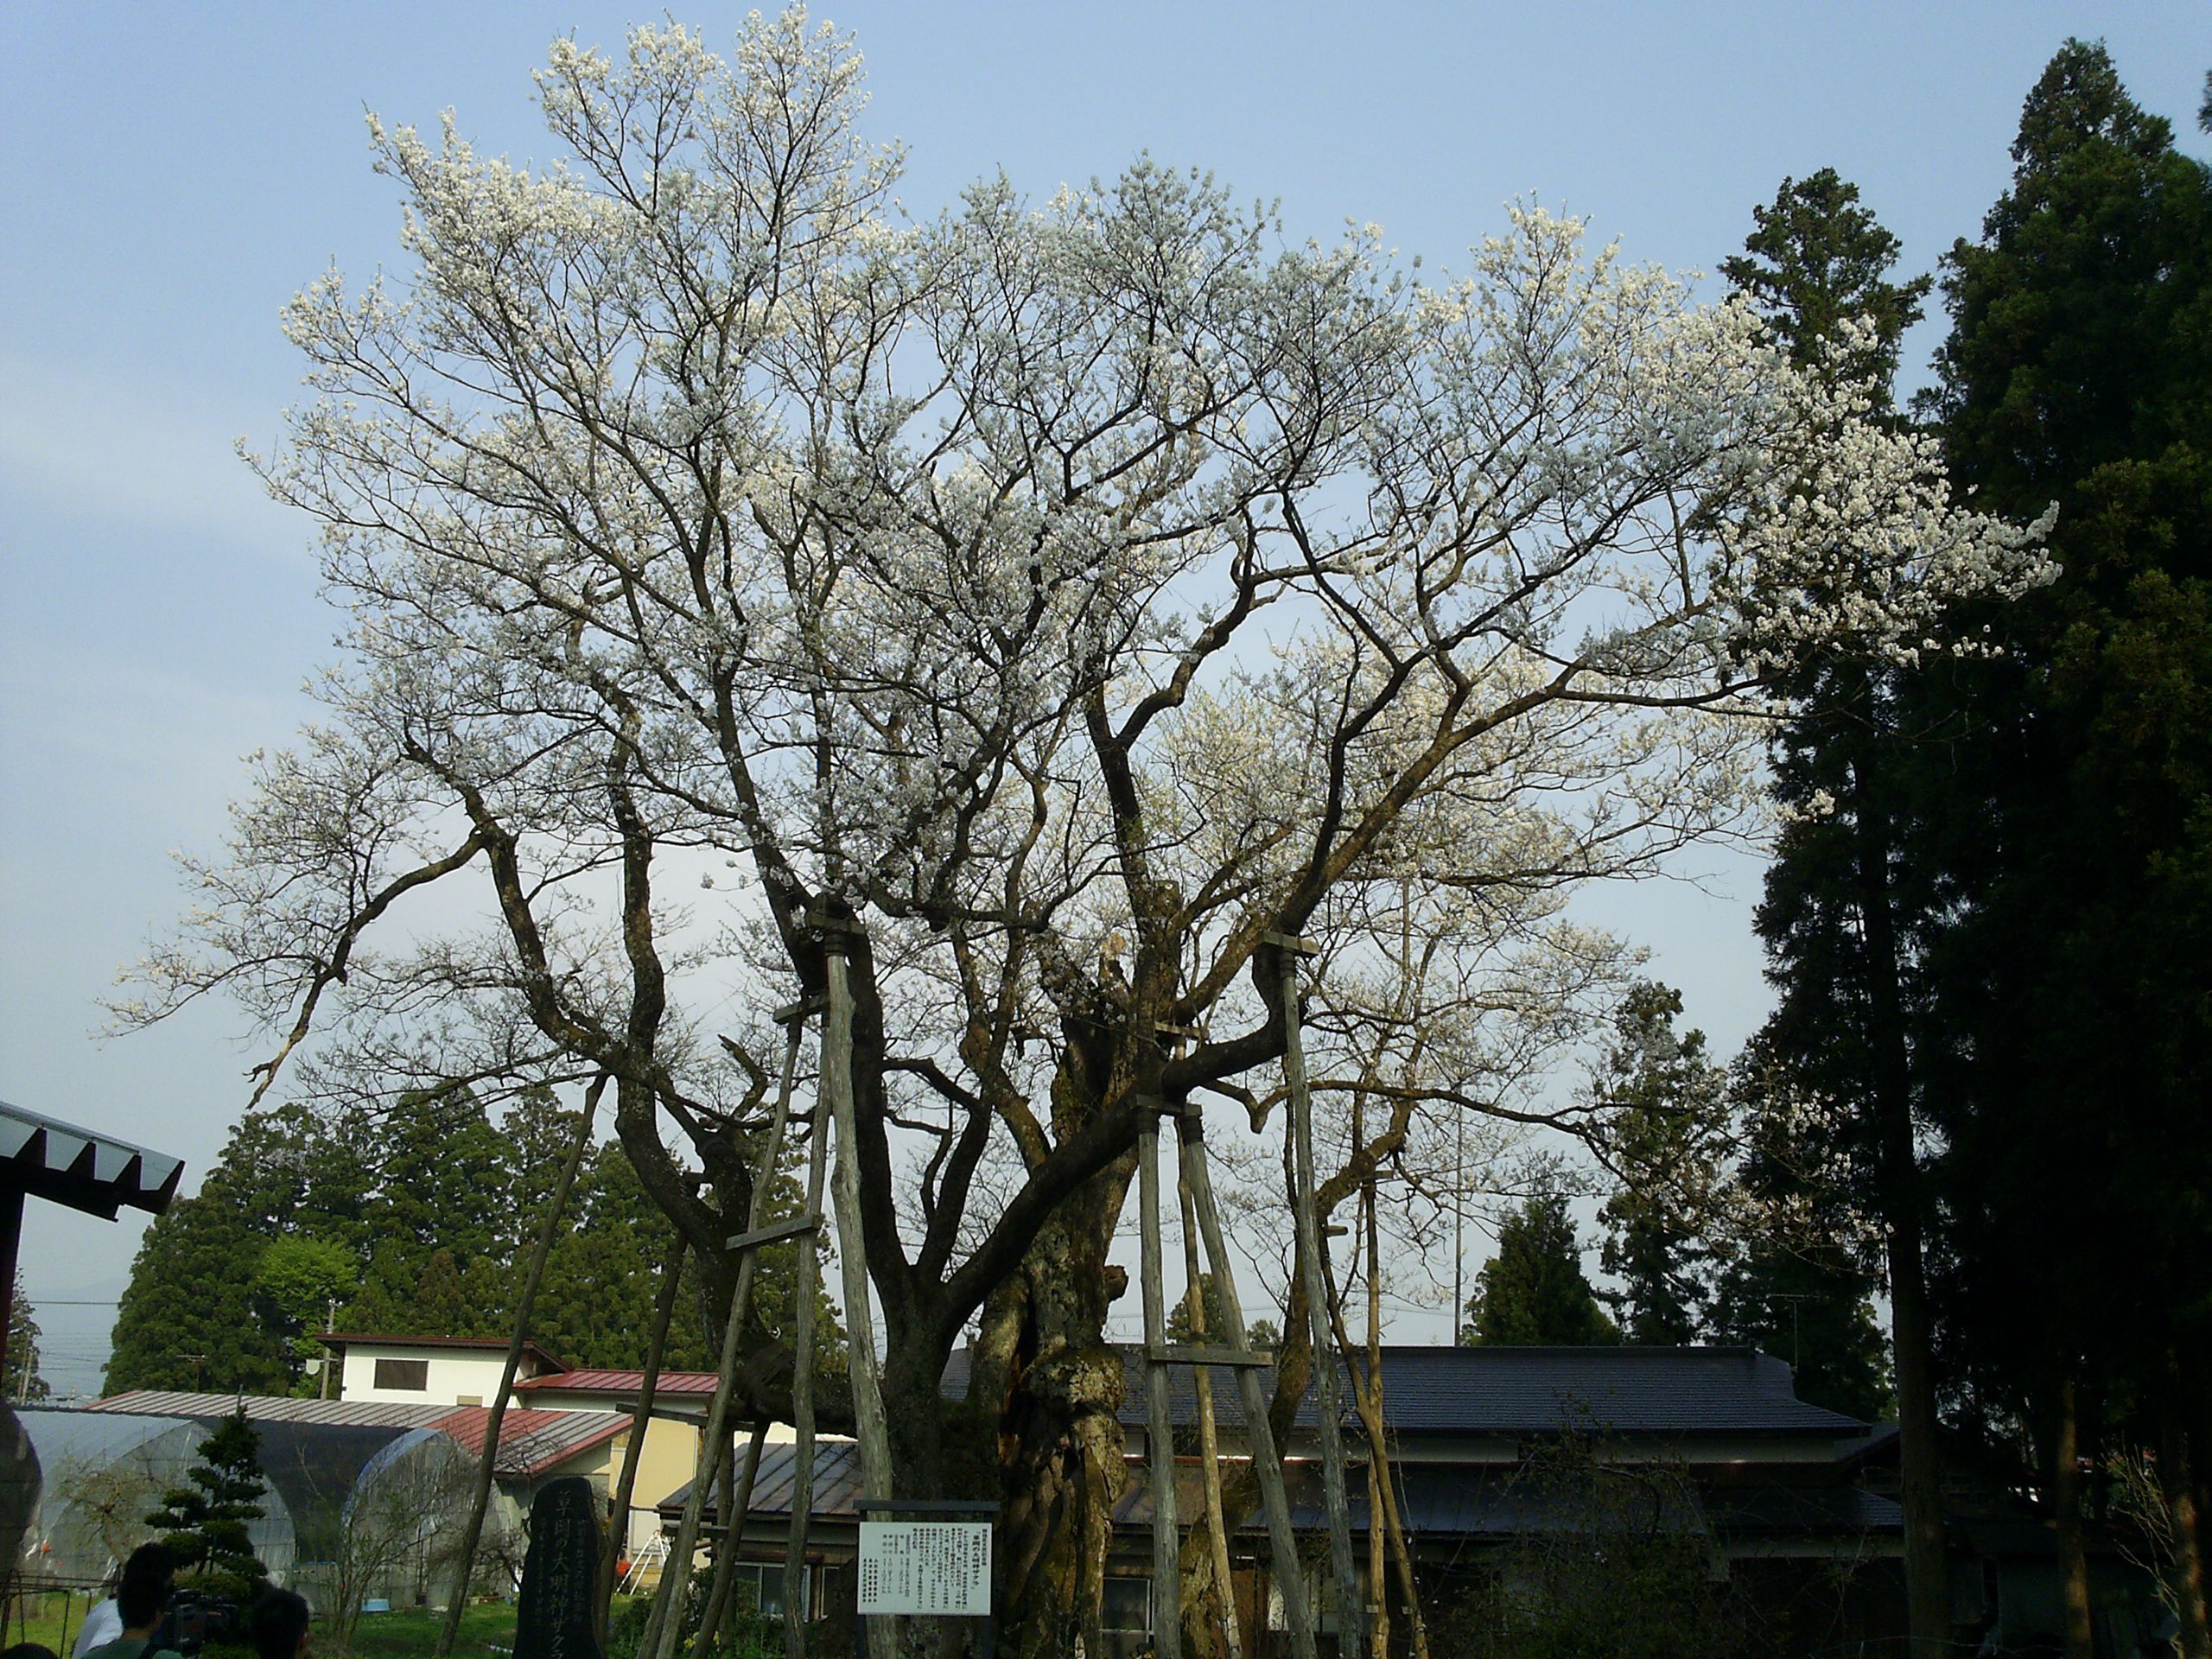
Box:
left=3, top=2, right=2207, bottom=1392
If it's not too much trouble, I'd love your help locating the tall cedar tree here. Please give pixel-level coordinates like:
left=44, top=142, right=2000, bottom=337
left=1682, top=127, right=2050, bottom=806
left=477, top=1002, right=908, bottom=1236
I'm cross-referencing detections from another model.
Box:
left=1464, top=1195, right=1620, bottom=1346
left=106, top=1169, right=296, bottom=1395
left=1722, top=167, right=1955, bottom=1656
left=108, top=1103, right=369, bottom=1394
left=148, top=1408, right=272, bottom=1602
left=1592, top=982, right=1729, bottom=1344
left=6, top=1276, right=48, bottom=1402
left=1918, top=41, right=2212, bottom=1657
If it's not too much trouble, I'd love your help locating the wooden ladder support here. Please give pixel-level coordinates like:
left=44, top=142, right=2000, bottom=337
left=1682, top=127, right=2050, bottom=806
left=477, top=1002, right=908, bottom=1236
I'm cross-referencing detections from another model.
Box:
left=1137, top=1109, right=1184, bottom=1659
left=1179, top=1173, right=1246, bottom=1659
left=649, top=1014, right=808, bottom=1659
left=725, top=1212, right=821, bottom=1253
left=1271, top=932, right=1365, bottom=1653
left=819, top=930, right=897, bottom=1659
left=1173, top=1102, right=1319, bottom=1659
left=1148, top=1344, right=1269, bottom=1369
left=783, top=1029, right=832, bottom=1659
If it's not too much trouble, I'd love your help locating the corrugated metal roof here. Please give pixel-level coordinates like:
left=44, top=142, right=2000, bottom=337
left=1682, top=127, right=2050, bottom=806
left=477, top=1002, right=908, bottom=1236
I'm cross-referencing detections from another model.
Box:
left=430, top=1407, right=629, bottom=1477
left=0, top=1099, right=183, bottom=1219
left=86, top=1392, right=454, bottom=1428
left=518, top=1369, right=721, bottom=1397
left=940, top=1345, right=1871, bottom=1439
left=657, top=1440, right=864, bottom=1521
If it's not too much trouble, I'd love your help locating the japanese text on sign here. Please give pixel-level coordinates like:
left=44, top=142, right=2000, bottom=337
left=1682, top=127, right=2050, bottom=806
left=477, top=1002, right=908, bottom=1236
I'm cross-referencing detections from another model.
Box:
left=856, top=1521, right=993, bottom=1616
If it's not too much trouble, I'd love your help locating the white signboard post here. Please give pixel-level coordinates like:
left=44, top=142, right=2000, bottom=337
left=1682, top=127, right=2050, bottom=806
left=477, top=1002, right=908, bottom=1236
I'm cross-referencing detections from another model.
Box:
left=856, top=1520, right=994, bottom=1617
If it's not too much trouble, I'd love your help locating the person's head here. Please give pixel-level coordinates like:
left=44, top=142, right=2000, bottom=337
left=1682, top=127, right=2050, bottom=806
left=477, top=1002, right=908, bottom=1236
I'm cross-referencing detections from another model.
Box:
left=248, top=1589, right=311, bottom=1659
left=2, top=1642, right=60, bottom=1659
left=117, top=1541, right=177, bottom=1633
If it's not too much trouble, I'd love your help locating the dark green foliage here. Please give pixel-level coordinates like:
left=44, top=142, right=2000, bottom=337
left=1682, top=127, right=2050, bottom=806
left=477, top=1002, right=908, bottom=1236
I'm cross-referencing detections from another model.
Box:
left=1927, top=41, right=2212, bottom=506
left=532, top=1142, right=710, bottom=1370
left=106, top=1173, right=295, bottom=1395
left=1163, top=1271, right=1274, bottom=1351
left=1463, top=1195, right=1618, bottom=1346
left=107, top=1104, right=374, bottom=1394
left=1916, top=38, right=2212, bottom=1440
left=148, top=1408, right=270, bottom=1603
left=1720, top=168, right=1930, bottom=395
left=248, top=1235, right=357, bottom=1389
left=606, top=1578, right=781, bottom=1659
left=365, top=1086, right=512, bottom=1271
left=111, top=1084, right=846, bottom=1390
left=7, top=1275, right=48, bottom=1402
left=1717, top=161, right=1931, bottom=1426
left=1592, top=983, right=1729, bottom=1345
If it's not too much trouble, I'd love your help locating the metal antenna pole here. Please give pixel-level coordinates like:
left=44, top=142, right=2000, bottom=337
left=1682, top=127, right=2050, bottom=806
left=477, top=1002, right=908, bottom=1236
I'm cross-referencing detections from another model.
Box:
left=1272, top=933, right=1363, bottom=1653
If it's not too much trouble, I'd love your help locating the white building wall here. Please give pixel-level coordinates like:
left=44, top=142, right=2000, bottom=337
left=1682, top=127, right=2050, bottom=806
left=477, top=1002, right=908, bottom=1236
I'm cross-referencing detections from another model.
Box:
left=339, top=1345, right=518, bottom=1407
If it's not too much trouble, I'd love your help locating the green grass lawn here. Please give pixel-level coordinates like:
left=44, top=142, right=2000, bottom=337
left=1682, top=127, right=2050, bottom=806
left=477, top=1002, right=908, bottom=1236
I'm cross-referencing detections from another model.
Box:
left=5, top=1590, right=106, bottom=1656
left=328, top=1602, right=518, bottom=1656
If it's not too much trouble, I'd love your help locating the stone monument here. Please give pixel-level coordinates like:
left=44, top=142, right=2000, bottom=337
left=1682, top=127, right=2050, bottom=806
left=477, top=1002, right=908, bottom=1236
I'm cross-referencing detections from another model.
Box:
left=516, top=1474, right=606, bottom=1659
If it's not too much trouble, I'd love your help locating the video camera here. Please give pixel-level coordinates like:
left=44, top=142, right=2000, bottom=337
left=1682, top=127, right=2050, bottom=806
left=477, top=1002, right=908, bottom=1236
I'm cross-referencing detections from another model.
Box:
left=153, top=1588, right=242, bottom=1657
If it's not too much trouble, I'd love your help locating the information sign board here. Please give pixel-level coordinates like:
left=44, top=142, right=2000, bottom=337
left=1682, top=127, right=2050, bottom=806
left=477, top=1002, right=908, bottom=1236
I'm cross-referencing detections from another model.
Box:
left=856, top=1520, right=993, bottom=1616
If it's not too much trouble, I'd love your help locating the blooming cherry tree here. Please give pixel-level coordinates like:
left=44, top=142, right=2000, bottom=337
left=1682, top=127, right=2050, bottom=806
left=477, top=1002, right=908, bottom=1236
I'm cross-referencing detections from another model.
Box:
left=124, top=13, right=2048, bottom=1652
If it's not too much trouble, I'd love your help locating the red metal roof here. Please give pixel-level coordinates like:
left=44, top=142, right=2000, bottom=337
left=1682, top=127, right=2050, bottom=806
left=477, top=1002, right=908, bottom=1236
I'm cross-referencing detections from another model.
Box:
left=517, top=1368, right=721, bottom=1397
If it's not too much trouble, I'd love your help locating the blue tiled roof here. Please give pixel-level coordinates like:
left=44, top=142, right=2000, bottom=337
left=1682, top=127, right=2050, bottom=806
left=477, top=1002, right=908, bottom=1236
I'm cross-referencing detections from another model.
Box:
left=942, top=1344, right=1872, bottom=1439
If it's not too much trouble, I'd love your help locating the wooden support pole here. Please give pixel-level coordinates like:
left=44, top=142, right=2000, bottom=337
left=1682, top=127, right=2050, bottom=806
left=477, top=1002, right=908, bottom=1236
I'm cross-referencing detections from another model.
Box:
left=1362, top=1179, right=1388, bottom=1659
left=600, top=1234, right=689, bottom=1645
left=690, top=1421, right=769, bottom=1659
left=1138, top=1116, right=1183, bottom=1659
left=690, top=1433, right=739, bottom=1659
left=784, top=1093, right=830, bottom=1659
left=1179, top=1175, right=1244, bottom=1659
left=1149, top=1344, right=1269, bottom=1369
left=1325, top=1219, right=1430, bottom=1659
left=1280, top=948, right=1364, bottom=1652
left=436, top=1077, right=601, bottom=1659
left=651, top=1018, right=807, bottom=1659
left=1175, top=1108, right=1317, bottom=1659
left=821, top=939, right=897, bottom=1659
left=725, top=1213, right=820, bottom=1253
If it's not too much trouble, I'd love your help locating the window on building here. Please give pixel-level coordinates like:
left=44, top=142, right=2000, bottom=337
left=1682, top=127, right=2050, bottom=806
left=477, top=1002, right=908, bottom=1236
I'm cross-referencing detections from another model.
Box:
left=729, top=1563, right=796, bottom=1619
left=1102, top=1577, right=1151, bottom=1632
left=372, top=1357, right=430, bottom=1391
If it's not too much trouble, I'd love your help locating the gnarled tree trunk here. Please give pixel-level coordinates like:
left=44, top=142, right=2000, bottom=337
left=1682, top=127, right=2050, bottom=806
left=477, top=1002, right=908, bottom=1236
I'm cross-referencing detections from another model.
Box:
left=982, top=1165, right=1138, bottom=1659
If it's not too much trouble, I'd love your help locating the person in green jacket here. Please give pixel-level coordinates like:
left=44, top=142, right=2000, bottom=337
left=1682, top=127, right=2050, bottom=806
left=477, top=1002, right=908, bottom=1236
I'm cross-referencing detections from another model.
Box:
left=78, top=1549, right=181, bottom=1659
